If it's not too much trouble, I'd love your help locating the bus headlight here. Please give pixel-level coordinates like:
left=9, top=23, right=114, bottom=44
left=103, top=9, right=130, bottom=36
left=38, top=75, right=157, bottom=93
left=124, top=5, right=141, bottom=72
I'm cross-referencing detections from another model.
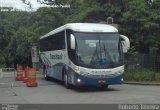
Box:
left=73, top=67, right=80, bottom=73
left=121, top=78, right=124, bottom=82
left=77, top=78, right=81, bottom=83
left=115, top=70, right=124, bottom=75
left=115, top=71, right=121, bottom=75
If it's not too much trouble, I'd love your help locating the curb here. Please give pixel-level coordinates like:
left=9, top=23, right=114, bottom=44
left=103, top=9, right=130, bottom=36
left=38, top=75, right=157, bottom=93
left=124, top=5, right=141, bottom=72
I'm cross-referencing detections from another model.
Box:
left=123, top=81, right=160, bottom=86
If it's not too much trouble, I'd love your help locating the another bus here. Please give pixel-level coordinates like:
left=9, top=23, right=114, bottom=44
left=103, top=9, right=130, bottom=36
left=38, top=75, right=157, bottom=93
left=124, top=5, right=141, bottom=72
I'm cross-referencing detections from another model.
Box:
left=39, top=23, right=130, bottom=89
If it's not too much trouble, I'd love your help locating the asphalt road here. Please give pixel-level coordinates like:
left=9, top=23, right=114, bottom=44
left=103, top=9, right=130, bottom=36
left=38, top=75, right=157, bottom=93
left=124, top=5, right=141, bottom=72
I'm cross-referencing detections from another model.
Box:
left=0, top=72, right=160, bottom=104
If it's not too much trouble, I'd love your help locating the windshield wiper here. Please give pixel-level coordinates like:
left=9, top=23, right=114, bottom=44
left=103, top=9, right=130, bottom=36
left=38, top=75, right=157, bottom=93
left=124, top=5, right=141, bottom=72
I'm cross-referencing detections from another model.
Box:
left=102, top=44, right=114, bottom=65
left=89, top=42, right=100, bottom=65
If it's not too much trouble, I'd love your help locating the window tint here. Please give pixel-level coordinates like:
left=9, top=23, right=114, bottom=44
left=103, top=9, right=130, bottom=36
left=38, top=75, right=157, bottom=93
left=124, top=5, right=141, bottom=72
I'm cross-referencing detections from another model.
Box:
left=40, top=31, right=65, bottom=51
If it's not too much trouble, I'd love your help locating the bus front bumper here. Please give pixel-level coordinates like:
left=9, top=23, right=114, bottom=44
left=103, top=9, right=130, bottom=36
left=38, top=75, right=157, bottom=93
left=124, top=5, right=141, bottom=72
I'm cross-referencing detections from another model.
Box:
left=71, top=73, right=123, bottom=87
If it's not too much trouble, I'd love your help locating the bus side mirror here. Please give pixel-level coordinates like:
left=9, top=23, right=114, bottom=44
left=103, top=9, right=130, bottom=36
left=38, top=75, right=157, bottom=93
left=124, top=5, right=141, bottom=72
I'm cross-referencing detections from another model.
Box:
left=120, top=35, right=130, bottom=53
left=70, top=34, right=75, bottom=50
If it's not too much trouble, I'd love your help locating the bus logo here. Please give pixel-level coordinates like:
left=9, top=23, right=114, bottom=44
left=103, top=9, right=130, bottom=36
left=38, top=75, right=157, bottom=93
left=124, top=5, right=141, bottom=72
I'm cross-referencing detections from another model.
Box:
left=50, top=54, right=63, bottom=60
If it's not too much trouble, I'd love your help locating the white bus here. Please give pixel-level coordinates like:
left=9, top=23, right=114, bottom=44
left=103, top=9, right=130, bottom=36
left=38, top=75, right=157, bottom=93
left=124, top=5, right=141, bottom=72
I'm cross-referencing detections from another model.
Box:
left=39, top=23, right=130, bottom=89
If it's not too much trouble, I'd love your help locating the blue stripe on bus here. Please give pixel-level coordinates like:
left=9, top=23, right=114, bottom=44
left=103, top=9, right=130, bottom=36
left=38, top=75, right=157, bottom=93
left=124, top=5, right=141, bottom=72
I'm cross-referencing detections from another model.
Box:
left=66, top=68, right=123, bottom=86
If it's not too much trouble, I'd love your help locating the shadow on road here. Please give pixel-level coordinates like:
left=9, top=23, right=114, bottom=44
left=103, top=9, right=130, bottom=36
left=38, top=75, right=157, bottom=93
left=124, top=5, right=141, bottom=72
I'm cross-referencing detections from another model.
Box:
left=73, top=86, right=119, bottom=92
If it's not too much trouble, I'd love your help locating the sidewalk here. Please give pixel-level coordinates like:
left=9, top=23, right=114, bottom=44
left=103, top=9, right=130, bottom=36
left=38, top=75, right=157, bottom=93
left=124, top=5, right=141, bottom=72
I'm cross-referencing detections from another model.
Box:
left=124, top=81, right=160, bottom=85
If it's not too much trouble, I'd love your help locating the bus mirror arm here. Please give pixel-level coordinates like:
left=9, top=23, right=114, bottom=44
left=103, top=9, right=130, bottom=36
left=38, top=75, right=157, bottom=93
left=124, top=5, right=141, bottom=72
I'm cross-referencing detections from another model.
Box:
left=70, top=34, right=76, bottom=50
left=120, top=35, right=130, bottom=53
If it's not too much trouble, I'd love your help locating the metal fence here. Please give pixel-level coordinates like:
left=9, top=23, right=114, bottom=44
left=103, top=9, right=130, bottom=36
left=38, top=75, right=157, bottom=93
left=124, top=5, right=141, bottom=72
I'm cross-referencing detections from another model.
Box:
left=124, top=54, right=160, bottom=81
left=125, top=54, right=160, bottom=72
left=0, top=68, right=16, bottom=88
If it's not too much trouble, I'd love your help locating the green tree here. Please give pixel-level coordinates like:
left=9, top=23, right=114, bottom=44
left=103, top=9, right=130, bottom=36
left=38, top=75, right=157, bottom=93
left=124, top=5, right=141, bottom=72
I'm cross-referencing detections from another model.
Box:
left=121, top=0, right=160, bottom=54
left=0, top=12, right=15, bottom=67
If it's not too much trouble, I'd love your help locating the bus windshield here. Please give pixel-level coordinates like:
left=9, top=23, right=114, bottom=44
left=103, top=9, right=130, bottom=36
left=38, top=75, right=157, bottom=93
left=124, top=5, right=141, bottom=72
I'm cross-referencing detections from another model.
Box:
left=74, top=32, right=123, bottom=69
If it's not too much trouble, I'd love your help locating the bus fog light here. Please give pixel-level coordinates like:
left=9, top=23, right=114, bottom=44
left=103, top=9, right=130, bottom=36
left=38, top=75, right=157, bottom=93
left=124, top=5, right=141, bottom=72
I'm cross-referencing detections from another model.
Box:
left=121, top=78, right=124, bottom=82
left=77, top=78, right=81, bottom=83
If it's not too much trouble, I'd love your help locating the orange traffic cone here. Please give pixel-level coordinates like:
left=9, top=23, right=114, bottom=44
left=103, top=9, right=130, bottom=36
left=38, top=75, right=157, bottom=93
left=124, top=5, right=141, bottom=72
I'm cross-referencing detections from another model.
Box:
left=26, top=68, right=38, bottom=87
left=24, top=66, right=30, bottom=83
left=16, top=66, right=24, bottom=81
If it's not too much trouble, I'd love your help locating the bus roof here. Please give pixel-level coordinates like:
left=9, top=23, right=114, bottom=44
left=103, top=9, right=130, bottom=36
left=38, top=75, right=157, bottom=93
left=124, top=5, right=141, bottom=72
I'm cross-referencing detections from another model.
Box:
left=40, top=23, right=118, bottom=39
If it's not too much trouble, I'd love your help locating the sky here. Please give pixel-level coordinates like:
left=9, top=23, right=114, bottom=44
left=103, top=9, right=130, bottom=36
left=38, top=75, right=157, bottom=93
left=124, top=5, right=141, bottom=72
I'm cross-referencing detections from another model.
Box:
left=0, top=0, right=49, bottom=11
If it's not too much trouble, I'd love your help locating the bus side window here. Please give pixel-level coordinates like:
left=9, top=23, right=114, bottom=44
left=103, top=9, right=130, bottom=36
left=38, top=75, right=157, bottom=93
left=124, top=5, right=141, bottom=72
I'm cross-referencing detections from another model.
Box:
left=55, top=31, right=65, bottom=50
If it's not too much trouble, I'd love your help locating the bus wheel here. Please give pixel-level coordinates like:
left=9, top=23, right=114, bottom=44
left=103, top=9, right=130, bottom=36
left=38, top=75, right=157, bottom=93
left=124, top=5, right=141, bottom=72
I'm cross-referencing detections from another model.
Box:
left=64, top=74, right=71, bottom=89
left=101, top=85, right=108, bottom=89
left=43, top=68, right=50, bottom=80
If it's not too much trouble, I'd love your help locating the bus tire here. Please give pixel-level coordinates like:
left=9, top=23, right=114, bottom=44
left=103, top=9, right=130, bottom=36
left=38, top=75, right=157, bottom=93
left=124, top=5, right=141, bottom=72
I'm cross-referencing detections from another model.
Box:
left=101, top=85, right=108, bottom=89
left=63, top=70, right=71, bottom=89
left=43, top=68, right=50, bottom=80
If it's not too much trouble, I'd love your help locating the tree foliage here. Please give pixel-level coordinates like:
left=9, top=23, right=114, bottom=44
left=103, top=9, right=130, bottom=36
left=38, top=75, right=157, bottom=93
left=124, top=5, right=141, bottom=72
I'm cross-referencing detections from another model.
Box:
left=0, top=0, right=159, bottom=67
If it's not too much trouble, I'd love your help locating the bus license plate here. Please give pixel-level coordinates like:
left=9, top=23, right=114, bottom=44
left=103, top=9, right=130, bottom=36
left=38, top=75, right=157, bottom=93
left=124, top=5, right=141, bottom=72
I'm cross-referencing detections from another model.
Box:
left=98, top=80, right=106, bottom=84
